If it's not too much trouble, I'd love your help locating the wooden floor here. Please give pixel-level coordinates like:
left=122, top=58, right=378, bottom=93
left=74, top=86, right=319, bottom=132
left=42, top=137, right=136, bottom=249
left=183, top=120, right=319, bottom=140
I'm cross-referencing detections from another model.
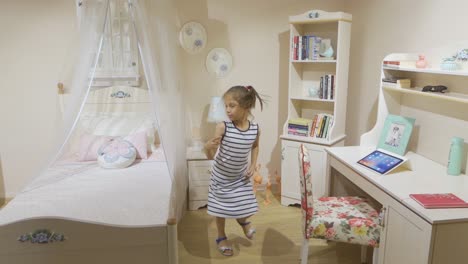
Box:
left=178, top=190, right=363, bottom=264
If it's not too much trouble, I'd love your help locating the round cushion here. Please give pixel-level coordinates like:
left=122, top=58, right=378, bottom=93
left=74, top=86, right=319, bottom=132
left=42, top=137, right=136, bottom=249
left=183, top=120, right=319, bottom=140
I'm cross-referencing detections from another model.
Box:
left=97, top=138, right=137, bottom=169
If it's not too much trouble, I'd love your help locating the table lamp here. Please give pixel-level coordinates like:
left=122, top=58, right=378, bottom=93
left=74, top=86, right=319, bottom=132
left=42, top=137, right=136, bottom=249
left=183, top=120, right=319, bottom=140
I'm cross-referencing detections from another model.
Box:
left=207, top=96, right=227, bottom=123
left=189, top=96, right=227, bottom=153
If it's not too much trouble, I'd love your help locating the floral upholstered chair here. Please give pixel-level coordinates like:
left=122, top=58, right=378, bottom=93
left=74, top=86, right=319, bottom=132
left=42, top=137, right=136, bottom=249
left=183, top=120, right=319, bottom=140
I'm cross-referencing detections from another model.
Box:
left=298, top=144, right=381, bottom=264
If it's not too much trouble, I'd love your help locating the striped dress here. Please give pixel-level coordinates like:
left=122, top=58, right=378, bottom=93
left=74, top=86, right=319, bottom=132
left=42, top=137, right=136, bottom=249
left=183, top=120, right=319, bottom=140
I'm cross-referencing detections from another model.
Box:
left=207, top=121, right=259, bottom=218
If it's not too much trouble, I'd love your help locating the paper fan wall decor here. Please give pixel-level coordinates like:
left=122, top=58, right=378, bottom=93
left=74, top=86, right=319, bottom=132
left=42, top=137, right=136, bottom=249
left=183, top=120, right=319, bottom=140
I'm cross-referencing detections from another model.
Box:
left=206, top=48, right=233, bottom=78
left=179, top=21, right=207, bottom=54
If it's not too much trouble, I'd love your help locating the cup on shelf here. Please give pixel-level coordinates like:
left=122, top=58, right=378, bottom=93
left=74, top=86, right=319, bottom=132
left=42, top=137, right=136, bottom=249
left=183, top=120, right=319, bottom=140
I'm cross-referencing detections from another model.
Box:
left=440, top=57, right=459, bottom=71
left=308, top=86, right=319, bottom=97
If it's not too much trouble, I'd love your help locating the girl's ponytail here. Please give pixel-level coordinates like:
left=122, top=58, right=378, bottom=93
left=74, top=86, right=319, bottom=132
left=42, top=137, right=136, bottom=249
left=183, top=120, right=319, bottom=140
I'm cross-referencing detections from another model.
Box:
left=245, top=85, right=264, bottom=111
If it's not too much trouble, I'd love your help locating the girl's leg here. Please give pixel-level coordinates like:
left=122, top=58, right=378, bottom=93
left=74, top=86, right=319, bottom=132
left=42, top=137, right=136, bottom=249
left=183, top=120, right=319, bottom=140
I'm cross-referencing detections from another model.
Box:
left=216, top=217, right=233, bottom=256
left=237, top=216, right=256, bottom=239
left=216, top=217, right=227, bottom=238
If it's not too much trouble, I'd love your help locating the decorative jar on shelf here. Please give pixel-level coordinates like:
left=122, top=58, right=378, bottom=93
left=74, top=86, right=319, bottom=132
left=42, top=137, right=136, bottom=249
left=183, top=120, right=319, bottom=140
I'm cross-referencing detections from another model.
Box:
left=415, top=54, right=428, bottom=68
left=440, top=57, right=459, bottom=71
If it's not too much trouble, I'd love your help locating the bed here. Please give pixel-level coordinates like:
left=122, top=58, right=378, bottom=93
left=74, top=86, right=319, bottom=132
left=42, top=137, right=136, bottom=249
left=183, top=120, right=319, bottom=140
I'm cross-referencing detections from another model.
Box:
left=0, top=86, right=179, bottom=264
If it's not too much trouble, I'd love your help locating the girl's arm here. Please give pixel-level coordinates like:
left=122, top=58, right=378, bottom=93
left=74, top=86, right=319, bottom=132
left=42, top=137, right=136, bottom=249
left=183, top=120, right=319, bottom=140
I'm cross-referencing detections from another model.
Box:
left=246, top=127, right=260, bottom=178
left=204, top=122, right=225, bottom=160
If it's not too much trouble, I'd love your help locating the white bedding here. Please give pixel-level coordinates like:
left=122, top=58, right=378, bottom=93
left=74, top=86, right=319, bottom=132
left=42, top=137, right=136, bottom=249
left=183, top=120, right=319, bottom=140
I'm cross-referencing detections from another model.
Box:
left=0, top=160, right=172, bottom=227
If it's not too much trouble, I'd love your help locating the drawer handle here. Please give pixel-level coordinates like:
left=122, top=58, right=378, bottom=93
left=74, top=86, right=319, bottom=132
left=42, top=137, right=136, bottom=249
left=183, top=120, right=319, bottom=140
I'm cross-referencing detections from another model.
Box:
left=207, top=169, right=212, bottom=174
left=378, top=207, right=387, bottom=228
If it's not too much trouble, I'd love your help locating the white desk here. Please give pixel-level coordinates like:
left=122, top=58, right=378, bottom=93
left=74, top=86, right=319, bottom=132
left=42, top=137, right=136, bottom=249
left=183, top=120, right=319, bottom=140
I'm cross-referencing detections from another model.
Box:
left=326, top=146, right=468, bottom=264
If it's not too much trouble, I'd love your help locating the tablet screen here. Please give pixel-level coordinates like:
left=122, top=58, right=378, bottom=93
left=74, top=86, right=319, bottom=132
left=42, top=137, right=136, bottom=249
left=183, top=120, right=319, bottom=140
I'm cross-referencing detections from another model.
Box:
left=357, top=150, right=404, bottom=174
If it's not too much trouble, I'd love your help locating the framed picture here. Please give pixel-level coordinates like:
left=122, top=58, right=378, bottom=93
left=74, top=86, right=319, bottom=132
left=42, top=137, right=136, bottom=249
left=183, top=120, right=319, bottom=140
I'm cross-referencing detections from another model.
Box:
left=377, top=114, right=415, bottom=156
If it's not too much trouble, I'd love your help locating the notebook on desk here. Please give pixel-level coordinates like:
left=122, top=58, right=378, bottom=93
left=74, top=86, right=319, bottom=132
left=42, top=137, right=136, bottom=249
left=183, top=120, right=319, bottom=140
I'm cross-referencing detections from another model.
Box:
left=409, top=193, right=468, bottom=209
left=357, top=149, right=408, bottom=175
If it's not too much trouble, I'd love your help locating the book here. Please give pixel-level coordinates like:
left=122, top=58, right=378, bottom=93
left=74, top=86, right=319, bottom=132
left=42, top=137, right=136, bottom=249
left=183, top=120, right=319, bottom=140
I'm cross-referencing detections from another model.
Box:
left=383, top=60, right=416, bottom=68
left=288, top=117, right=311, bottom=126
left=409, top=193, right=468, bottom=209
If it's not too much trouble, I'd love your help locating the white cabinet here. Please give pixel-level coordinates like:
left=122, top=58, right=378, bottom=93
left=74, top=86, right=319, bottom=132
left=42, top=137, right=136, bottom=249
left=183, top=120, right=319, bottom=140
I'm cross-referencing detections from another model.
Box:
left=187, top=160, right=212, bottom=210
left=280, top=10, right=351, bottom=205
left=186, top=149, right=212, bottom=210
left=379, top=205, right=432, bottom=264
left=281, top=140, right=332, bottom=205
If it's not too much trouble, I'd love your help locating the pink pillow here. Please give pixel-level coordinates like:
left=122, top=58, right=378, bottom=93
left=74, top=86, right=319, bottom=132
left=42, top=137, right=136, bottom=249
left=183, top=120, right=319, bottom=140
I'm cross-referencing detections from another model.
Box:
left=78, top=132, right=148, bottom=161
left=125, top=131, right=148, bottom=159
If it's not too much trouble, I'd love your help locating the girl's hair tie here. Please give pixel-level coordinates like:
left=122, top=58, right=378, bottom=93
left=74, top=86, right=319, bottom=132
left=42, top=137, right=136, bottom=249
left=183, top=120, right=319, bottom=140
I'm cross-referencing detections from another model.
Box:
left=245, top=85, right=253, bottom=91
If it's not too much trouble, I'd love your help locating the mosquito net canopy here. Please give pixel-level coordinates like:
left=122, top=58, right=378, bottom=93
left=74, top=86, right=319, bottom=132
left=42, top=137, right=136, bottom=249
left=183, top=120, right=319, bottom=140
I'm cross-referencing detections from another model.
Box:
left=2, top=0, right=186, bottom=223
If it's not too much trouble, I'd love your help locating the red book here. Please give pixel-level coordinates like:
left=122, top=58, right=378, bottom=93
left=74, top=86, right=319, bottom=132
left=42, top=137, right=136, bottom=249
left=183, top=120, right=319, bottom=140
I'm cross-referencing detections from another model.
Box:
left=409, top=193, right=468, bottom=209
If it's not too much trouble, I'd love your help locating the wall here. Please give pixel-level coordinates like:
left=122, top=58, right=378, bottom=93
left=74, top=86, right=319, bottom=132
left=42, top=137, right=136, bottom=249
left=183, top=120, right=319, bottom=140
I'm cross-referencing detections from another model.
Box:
left=3, top=0, right=468, bottom=197
left=0, top=0, right=77, bottom=198
left=343, top=0, right=468, bottom=145
left=176, top=0, right=345, bottom=181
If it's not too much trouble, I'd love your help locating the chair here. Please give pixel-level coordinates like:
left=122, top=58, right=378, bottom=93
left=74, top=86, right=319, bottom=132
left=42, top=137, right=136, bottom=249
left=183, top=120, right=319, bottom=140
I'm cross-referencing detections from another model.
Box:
left=298, top=144, right=381, bottom=264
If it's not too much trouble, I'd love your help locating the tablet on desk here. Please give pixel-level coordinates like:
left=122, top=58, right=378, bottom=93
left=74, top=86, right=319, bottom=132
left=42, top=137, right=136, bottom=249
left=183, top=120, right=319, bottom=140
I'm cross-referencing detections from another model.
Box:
left=357, top=149, right=407, bottom=175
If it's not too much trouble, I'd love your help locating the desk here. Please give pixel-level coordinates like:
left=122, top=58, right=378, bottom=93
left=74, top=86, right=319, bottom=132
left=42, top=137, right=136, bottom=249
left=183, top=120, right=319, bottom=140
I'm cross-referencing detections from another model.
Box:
left=326, top=146, right=468, bottom=264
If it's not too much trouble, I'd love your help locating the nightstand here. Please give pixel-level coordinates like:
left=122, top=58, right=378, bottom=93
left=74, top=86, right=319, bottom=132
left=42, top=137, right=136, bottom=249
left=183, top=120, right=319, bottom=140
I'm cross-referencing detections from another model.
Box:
left=186, top=147, right=212, bottom=210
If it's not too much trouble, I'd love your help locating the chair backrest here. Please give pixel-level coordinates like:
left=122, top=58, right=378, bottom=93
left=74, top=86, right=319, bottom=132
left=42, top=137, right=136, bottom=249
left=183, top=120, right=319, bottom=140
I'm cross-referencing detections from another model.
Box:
left=298, top=144, right=314, bottom=238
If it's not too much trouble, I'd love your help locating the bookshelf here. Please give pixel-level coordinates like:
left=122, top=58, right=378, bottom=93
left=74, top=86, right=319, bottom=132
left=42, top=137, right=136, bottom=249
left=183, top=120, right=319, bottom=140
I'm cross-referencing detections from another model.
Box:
left=280, top=10, right=352, bottom=206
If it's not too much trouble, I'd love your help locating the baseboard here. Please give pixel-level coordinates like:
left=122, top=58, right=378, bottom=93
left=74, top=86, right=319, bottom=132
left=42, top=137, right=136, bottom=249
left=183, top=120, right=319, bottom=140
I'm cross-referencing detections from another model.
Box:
left=0, top=197, right=12, bottom=208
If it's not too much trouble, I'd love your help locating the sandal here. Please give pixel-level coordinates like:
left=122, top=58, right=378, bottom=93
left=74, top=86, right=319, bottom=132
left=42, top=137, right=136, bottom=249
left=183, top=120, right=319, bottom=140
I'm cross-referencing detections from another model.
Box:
left=237, top=220, right=256, bottom=240
left=215, top=236, right=233, bottom=256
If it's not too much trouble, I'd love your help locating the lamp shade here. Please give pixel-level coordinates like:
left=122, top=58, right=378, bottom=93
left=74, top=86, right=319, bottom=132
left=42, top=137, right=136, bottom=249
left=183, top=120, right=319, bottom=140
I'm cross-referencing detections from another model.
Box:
left=207, top=96, right=227, bottom=123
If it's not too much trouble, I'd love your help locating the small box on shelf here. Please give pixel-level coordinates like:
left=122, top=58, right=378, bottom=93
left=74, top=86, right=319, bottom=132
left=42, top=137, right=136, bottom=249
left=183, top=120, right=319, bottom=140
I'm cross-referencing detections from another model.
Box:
left=382, top=77, right=411, bottom=88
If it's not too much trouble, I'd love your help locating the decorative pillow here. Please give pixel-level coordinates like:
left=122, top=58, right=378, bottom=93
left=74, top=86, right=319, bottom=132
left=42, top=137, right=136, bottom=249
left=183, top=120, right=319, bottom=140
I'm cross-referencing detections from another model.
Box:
left=78, top=133, right=113, bottom=161
left=78, top=112, right=158, bottom=151
left=78, top=131, right=148, bottom=161
left=97, top=138, right=136, bottom=169
left=123, top=131, right=148, bottom=159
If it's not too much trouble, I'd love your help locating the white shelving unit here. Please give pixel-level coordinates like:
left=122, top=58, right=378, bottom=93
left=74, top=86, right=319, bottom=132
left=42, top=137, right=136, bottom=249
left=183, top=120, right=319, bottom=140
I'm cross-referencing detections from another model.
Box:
left=362, top=50, right=468, bottom=168
left=280, top=10, right=352, bottom=206
left=357, top=48, right=468, bottom=264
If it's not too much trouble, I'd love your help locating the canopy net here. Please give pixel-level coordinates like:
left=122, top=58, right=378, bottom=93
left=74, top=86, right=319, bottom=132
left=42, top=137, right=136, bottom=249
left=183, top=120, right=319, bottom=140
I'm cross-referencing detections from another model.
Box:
left=1, top=0, right=186, bottom=224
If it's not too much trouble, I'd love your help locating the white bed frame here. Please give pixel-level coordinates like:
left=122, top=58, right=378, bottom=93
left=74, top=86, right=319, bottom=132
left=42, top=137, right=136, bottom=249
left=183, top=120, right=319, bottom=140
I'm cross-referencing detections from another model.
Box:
left=0, top=218, right=178, bottom=264
left=0, top=86, right=179, bottom=263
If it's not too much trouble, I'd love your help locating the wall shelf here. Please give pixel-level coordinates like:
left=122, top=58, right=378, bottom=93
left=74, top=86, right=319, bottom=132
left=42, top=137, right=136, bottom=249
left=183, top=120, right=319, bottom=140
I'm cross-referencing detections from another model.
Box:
left=383, top=65, right=468, bottom=77
left=290, top=96, right=335, bottom=102
left=280, top=134, right=346, bottom=146
left=292, top=59, right=337, bottom=63
left=383, top=86, right=468, bottom=104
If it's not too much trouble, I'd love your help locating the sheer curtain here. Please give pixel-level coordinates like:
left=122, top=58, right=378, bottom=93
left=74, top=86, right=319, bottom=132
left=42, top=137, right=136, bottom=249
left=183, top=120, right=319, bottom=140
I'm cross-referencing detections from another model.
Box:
left=129, top=0, right=186, bottom=220
left=31, top=0, right=185, bottom=221
left=55, top=0, right=109, bottom=160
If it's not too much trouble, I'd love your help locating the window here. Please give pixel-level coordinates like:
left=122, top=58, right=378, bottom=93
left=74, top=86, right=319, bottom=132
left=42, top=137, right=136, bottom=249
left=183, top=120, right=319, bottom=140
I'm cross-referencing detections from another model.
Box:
left=93, top=0, right=140, bottom=86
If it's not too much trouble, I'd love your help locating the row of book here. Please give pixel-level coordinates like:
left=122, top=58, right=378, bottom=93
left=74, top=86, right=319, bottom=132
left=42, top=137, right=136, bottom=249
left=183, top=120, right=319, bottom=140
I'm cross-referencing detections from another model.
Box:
left=310, top=114, right=333, bottom=139
left=287, top=114, right=334, bottom=139
left=318, top=74, right=335, bottom=100
left=287, top=118, right=310, bottom=137
left=291, top=35, right=326, bottom=61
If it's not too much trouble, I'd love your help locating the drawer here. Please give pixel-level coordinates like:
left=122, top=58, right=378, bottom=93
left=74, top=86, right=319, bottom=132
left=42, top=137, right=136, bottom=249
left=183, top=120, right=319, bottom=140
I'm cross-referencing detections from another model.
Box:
left=188, top=160, right=212, bottom=183
left=190, top=179, right=210, bottom=187
left=189, top=186, right=209, bottom=200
